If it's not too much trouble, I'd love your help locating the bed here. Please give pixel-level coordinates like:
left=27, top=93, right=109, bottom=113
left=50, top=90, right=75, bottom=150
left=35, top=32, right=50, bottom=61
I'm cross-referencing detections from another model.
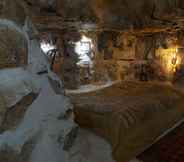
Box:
left=70, top=81, right=184, bottom=162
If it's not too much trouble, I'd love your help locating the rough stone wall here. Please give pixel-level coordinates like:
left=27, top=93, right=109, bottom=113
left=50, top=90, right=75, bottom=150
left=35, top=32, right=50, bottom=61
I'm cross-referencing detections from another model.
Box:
left=73, top=31, right=182, bottom=85
left=56, top=0, right=97, bottom=22
left=0, top=27, right=27, bottom=69
left=0, top=0, right=26, bottom=25
left=0, top=0, right=28, bottom=69
left=92, top=31, right=184, bottom=83
left=92, top=32, right=137, bottom=82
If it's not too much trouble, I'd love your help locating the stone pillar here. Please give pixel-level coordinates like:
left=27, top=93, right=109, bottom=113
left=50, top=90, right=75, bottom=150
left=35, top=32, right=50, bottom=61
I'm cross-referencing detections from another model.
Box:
left=60, top=31, right=81, bottom=89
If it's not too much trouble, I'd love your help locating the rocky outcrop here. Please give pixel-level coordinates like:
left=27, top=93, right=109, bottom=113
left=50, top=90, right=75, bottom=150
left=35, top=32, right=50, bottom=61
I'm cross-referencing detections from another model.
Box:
left=0, top=93, right=36, bottom=134
left=0, top=10, right=78, bottom=162
left=0, top=93, right=37, bottom=132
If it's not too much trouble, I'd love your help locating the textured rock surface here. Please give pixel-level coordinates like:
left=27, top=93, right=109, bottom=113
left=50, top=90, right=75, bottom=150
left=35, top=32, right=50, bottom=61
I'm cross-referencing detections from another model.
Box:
left=2, top=1, right=184, bottom=162
left=0, top=93, right=37, bottom=132
left=0, top=26, right=27, bottom=69
left=0, top=95, right=6, bottom=129
left=0, top=1, right=28, bottom=69
left=0, top=0, right=26, bottom=25
left=0, top=12, right=78, bottom=162
left=27, top=0, right=184, bottom=33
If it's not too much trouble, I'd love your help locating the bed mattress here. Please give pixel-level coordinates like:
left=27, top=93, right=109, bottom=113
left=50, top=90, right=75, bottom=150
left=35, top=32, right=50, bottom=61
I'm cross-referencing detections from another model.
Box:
left=70, top=81, right=184, bottom=162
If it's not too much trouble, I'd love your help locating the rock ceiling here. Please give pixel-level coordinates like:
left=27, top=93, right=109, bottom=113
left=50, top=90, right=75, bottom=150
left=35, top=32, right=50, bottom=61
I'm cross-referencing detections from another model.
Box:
left=19, top=0, right=184, bottom=34
left=2, top=0, right=184, bottom=34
